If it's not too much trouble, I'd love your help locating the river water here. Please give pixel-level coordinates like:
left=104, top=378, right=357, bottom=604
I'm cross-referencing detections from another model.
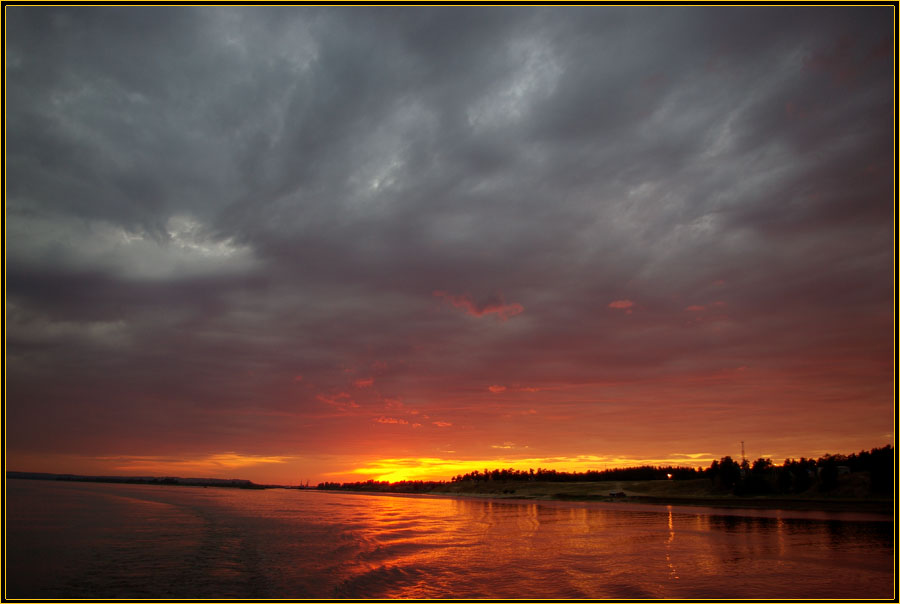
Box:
left=5, top=479, right=894, bottom=599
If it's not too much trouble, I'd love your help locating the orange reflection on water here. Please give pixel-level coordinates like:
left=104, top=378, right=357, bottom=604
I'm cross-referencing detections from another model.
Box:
left=665, top=506, right=680, bottom=580
left=7, top=481, right=895, bottom=599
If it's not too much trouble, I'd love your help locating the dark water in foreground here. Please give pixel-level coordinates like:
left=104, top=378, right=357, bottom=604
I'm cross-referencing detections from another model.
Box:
left=5, top=480, right=894, bottom=599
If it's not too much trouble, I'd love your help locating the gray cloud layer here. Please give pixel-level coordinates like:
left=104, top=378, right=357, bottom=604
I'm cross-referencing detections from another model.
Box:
left=7, top=7, right=893, bottom=458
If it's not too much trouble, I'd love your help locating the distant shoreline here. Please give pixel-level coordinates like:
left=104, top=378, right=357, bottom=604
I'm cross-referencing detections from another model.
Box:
left=483, top=492, right=895, bottom=516
left=310, top=486, right=894, bottom=518
left=315, top=479, right=895, bottom=517
left=7, top=472, right=893, bottom=517
left=4, top=471, right=282, bottom=490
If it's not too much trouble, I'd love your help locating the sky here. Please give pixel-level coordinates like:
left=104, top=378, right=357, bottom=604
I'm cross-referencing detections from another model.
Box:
left=5, top=6, right=894, bottom=485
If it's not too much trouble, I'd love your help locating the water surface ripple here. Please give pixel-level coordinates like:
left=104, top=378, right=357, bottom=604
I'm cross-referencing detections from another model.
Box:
left=5, top=480, right=893, bottom=599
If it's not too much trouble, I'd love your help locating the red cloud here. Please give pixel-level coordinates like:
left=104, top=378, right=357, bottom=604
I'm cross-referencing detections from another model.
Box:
left=382, top=398, right=403, bottom=409
left=608, top=299, right=634, bottom=309
left=375, top=417, right=408, bottom=425
left=317, top=392, right=359, bottom=411
left=354, top=377, right=374, bottom=388
left=488, top=384, right=540, bottom=394
left=432, top=421, right=452, bottom=427
left=687, top=302, right=725, bottom=312
left=433, top=291, right=524, bottom=321
left=293, top=375, right=304, bottom=382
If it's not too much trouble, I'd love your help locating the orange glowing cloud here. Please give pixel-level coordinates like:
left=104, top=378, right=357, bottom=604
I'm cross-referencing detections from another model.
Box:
left=316, top=392, right=359, bottom=411
left=354, top=377, right=374, bottom=388
left=433, top=290, right=524, bottom=321
left=100, top=452, right=291, bottom=474
left=374, top=416, right=408, bottom=425
left=608, top=299, right=634, bottom=314
left=432, top=421, right=452, bottom=427
left=382, top=397, right=404, bottom=409
left=490, top=442, right=525, bottom=449
left=670, top=452, right=714, bottom=460
left=489, top=384, right=542, bottom=394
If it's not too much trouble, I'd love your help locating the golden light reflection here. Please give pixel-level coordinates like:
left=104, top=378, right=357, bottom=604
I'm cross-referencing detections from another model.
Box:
left=666, top=506, right=680, bottom=580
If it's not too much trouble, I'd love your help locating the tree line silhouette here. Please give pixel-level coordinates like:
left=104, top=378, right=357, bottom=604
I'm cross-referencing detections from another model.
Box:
left=315, top=444, right=893, bottom=497
left=315, top=479, right=441, bottom=493
left=449, top=465, right=701, bottom=483
left=707, top=444, right=893, bottom=496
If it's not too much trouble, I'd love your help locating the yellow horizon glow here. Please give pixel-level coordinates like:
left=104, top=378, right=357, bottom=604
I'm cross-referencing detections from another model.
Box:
left=339, top=454, right=717, bottom=483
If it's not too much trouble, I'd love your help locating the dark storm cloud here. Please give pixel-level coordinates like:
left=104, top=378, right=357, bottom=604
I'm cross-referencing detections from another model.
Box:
left=6, top=7, right=893, bottom=458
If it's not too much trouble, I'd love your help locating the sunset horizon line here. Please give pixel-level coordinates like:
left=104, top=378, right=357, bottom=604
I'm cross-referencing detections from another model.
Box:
left=9, top=442, right=892, bottom=487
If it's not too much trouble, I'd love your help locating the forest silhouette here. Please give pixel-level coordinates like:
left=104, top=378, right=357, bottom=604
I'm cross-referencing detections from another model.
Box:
left=316, top=445, right=893, bottom=497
